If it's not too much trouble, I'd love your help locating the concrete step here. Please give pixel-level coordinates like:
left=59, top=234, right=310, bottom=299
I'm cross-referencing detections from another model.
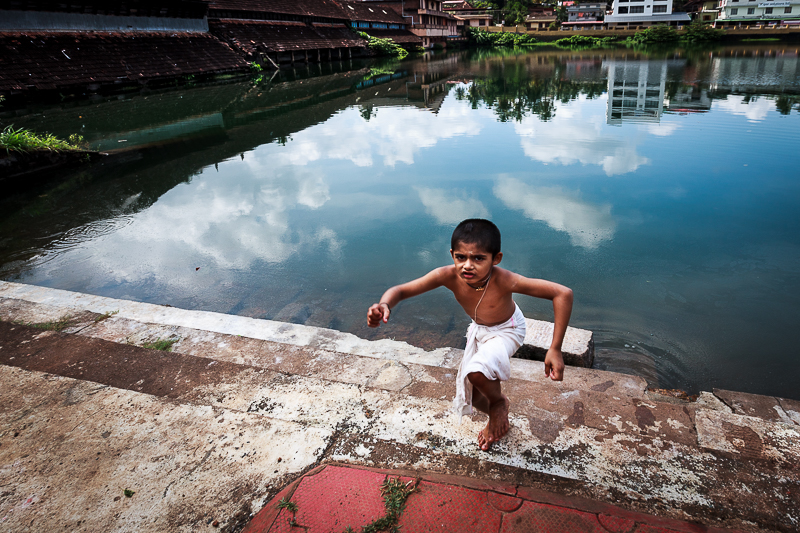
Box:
left=0, top=364, right=330, bottom=533
left=1, top=283, right=799, bottom=532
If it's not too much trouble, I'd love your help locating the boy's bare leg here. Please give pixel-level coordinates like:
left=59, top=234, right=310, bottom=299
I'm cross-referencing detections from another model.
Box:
left=467, top=372, right=509, bottom=451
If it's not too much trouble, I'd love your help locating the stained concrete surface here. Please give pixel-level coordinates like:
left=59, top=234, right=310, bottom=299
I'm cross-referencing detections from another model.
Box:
left=0, top=281, right=798, bottom=532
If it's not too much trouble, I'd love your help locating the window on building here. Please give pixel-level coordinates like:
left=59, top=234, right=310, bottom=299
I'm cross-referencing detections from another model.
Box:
left=765, top=6, right=773, bottom=12
left=630, top=5, right=645, bottom=12
left=479, top=18, right=486, bottom=25
left=619, top=6, right=629, bottom=13
left=785, top=6, right=792, bottom=12
left=654, top=5, right=667, bottom=12
left=730, top=7, right=738, bottom=13
left=747, top=7, right=755, bottom=13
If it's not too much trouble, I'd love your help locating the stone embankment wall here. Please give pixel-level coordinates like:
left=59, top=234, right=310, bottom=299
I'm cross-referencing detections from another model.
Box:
left=485, top=24, right=800, bottom=42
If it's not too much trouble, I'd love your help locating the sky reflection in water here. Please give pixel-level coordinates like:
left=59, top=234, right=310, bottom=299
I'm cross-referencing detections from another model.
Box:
left=2, top=46, right=800, bottom=399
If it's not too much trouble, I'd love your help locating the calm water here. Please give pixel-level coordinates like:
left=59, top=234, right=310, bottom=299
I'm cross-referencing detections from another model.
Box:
left=2, top=45, right=799, bottom=399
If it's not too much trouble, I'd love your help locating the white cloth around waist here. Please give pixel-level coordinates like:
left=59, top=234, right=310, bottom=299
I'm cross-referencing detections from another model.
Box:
left=453, top=303, right=526, bottom=420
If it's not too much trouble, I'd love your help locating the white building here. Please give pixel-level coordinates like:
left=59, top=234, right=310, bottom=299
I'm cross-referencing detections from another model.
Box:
left=716, top=0, right=800, bottom=26
left=604, top=0, right=691, bottom=28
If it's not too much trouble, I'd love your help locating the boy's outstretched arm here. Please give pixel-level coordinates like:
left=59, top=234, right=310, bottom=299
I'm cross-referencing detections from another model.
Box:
left=367, top=267, right=448, bottom=328
left=511, top=275, right=574, bottom=381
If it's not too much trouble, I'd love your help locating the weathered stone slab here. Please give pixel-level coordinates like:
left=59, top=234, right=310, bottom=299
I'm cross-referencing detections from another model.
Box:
left=515, top=318, right=594, bottom=368
left=779, top=397, right=800, bottom=426
left=713, top=388, right=795, bottom=425
left=695, top=409, right=800, bottom=464
left=693, top=391, right=732, bottom=413
left=0, top=365, right=331, bottom=533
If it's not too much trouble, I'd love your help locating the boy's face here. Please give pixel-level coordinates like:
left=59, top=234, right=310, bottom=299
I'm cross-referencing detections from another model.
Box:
left=450, top=241, right=502, bottom=284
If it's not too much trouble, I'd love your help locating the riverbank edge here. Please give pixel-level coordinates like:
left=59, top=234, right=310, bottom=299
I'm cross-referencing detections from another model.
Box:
left=0, top=148, right=105, bottom=185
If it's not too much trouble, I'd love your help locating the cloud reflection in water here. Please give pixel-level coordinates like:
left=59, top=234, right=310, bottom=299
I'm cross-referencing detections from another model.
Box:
left=494, top=176, right=616, bottom=249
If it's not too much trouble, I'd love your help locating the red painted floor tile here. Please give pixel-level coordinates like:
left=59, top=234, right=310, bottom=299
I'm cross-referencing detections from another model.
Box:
left=633, top=525, right=681, bottom=533
left=397, top=481, right=502, bottom=532
left=598, top=513, right=637, bottom=533
left=488, top=491, right=523, bottom=513
left=269, top=466, right=387, bottom=533
left=501, top=501, right=606, bottom=533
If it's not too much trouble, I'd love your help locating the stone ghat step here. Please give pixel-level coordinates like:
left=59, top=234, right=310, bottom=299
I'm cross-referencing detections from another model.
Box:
left=2, top=282, right=798, bottom=424
left=0, top=280, right=594, bottom=370
left=1, top=320, right=799, bottom=532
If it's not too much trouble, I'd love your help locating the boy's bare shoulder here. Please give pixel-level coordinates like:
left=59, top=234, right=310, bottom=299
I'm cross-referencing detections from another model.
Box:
left=492, top=266, right=521, bottom=286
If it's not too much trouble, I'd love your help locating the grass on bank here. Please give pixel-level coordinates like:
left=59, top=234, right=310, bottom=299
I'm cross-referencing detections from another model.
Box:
left=0, top=125, right=85, bottom=155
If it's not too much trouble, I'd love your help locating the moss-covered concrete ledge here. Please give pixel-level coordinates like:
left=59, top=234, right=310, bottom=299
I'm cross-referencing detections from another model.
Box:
left=0, top=281, right=798, bottom=532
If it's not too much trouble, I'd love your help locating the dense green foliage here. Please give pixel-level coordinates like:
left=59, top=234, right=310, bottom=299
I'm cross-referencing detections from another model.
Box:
left=682, top=21, right=726, bottom=42
left=468, top=27, right=538, bottom=46
left=555, top=35, right=621, bottom=48
left=627, top=25, right=680, bottom=44
left=0, top=125, right=85, bottom=154
left=357, top=31, right=408, bottom=59
left=625, top=22, right=725, bottom=46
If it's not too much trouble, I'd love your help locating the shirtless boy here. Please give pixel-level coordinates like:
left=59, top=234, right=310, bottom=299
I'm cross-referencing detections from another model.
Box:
left=367, top=219, right=573, bottom=451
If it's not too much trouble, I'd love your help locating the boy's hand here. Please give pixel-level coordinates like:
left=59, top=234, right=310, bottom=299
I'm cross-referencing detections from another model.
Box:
left=367, top=303, right=390, bottom=328
left=544, top=347, right=565, bottom=381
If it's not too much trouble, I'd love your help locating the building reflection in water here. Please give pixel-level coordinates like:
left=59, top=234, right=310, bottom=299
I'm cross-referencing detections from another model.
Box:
left=605, top=59, right=674, bottom=125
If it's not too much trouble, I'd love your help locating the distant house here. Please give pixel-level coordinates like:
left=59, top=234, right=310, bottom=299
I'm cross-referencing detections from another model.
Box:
left=605, top=0, right=691, bottom=28
left=562, top=2, right=606, bottom=29
left=338, top=1, right=423, bottom=48
left=525, top=5, right=557, bottom=30
left=716, top=0, right=800, bottom=27
left=361, top=0, right=460, bottom=47
left=683, top=0, right=721, bottom=22
left=442, top=1, right=496, bottom=28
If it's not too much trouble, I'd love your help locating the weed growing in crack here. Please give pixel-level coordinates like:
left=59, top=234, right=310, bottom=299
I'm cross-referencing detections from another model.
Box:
left=94, top=310, right=119, bottom=323
left=141, top=338, right=179, bottom=351
left=277, top=498, right=299, bottom=527
left=28, top=315, right=72, bottom=332
left=346, top=477, right=418, bottom=533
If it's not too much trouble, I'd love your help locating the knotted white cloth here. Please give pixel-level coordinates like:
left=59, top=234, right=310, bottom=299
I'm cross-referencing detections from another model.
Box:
left=453, top=303, right=526, bottom=421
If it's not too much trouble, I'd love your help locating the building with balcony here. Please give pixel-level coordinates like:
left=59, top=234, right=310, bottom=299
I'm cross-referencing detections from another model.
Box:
left=604, top=0, right=691, bottom=27
left=363, top=0, right=459, bottom=47
left=339, top=1, right=422, bottom=48
left=684, top=0, right=722, bottom=22
left=525, top=5, right=557, bottom=30
left=716, top=0, right=800, bottom=26
left=442, top=1, right=495, bottom=27
left=562, top=2, right=606, bottom=29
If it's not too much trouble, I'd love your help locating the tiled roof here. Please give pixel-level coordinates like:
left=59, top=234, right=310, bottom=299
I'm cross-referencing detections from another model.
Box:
left=0, top=31, right=249, bottom=92
left=209, top=20, right=364, bottom=53
left=5, top=0, right=209, bottom=18
left=361, top=28, right=422, bottom=44
left=336, top=1, right=406, bottom=23
left=207, top=0, right=348, bottom=19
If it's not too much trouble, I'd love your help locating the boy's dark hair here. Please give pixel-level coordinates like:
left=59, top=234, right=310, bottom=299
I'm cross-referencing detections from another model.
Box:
left=451, top=219, right=501, bottom=257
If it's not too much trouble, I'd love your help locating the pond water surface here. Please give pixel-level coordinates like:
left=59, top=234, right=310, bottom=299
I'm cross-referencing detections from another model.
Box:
left=2, top=45, right=799, bottom=400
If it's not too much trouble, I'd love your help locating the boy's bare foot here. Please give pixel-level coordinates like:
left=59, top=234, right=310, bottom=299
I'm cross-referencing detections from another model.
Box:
left=478, top=395, right=510, bottom=451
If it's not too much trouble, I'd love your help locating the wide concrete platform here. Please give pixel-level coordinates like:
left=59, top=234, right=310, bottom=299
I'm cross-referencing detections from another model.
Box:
left=0, top=281, right=797, bottom=532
